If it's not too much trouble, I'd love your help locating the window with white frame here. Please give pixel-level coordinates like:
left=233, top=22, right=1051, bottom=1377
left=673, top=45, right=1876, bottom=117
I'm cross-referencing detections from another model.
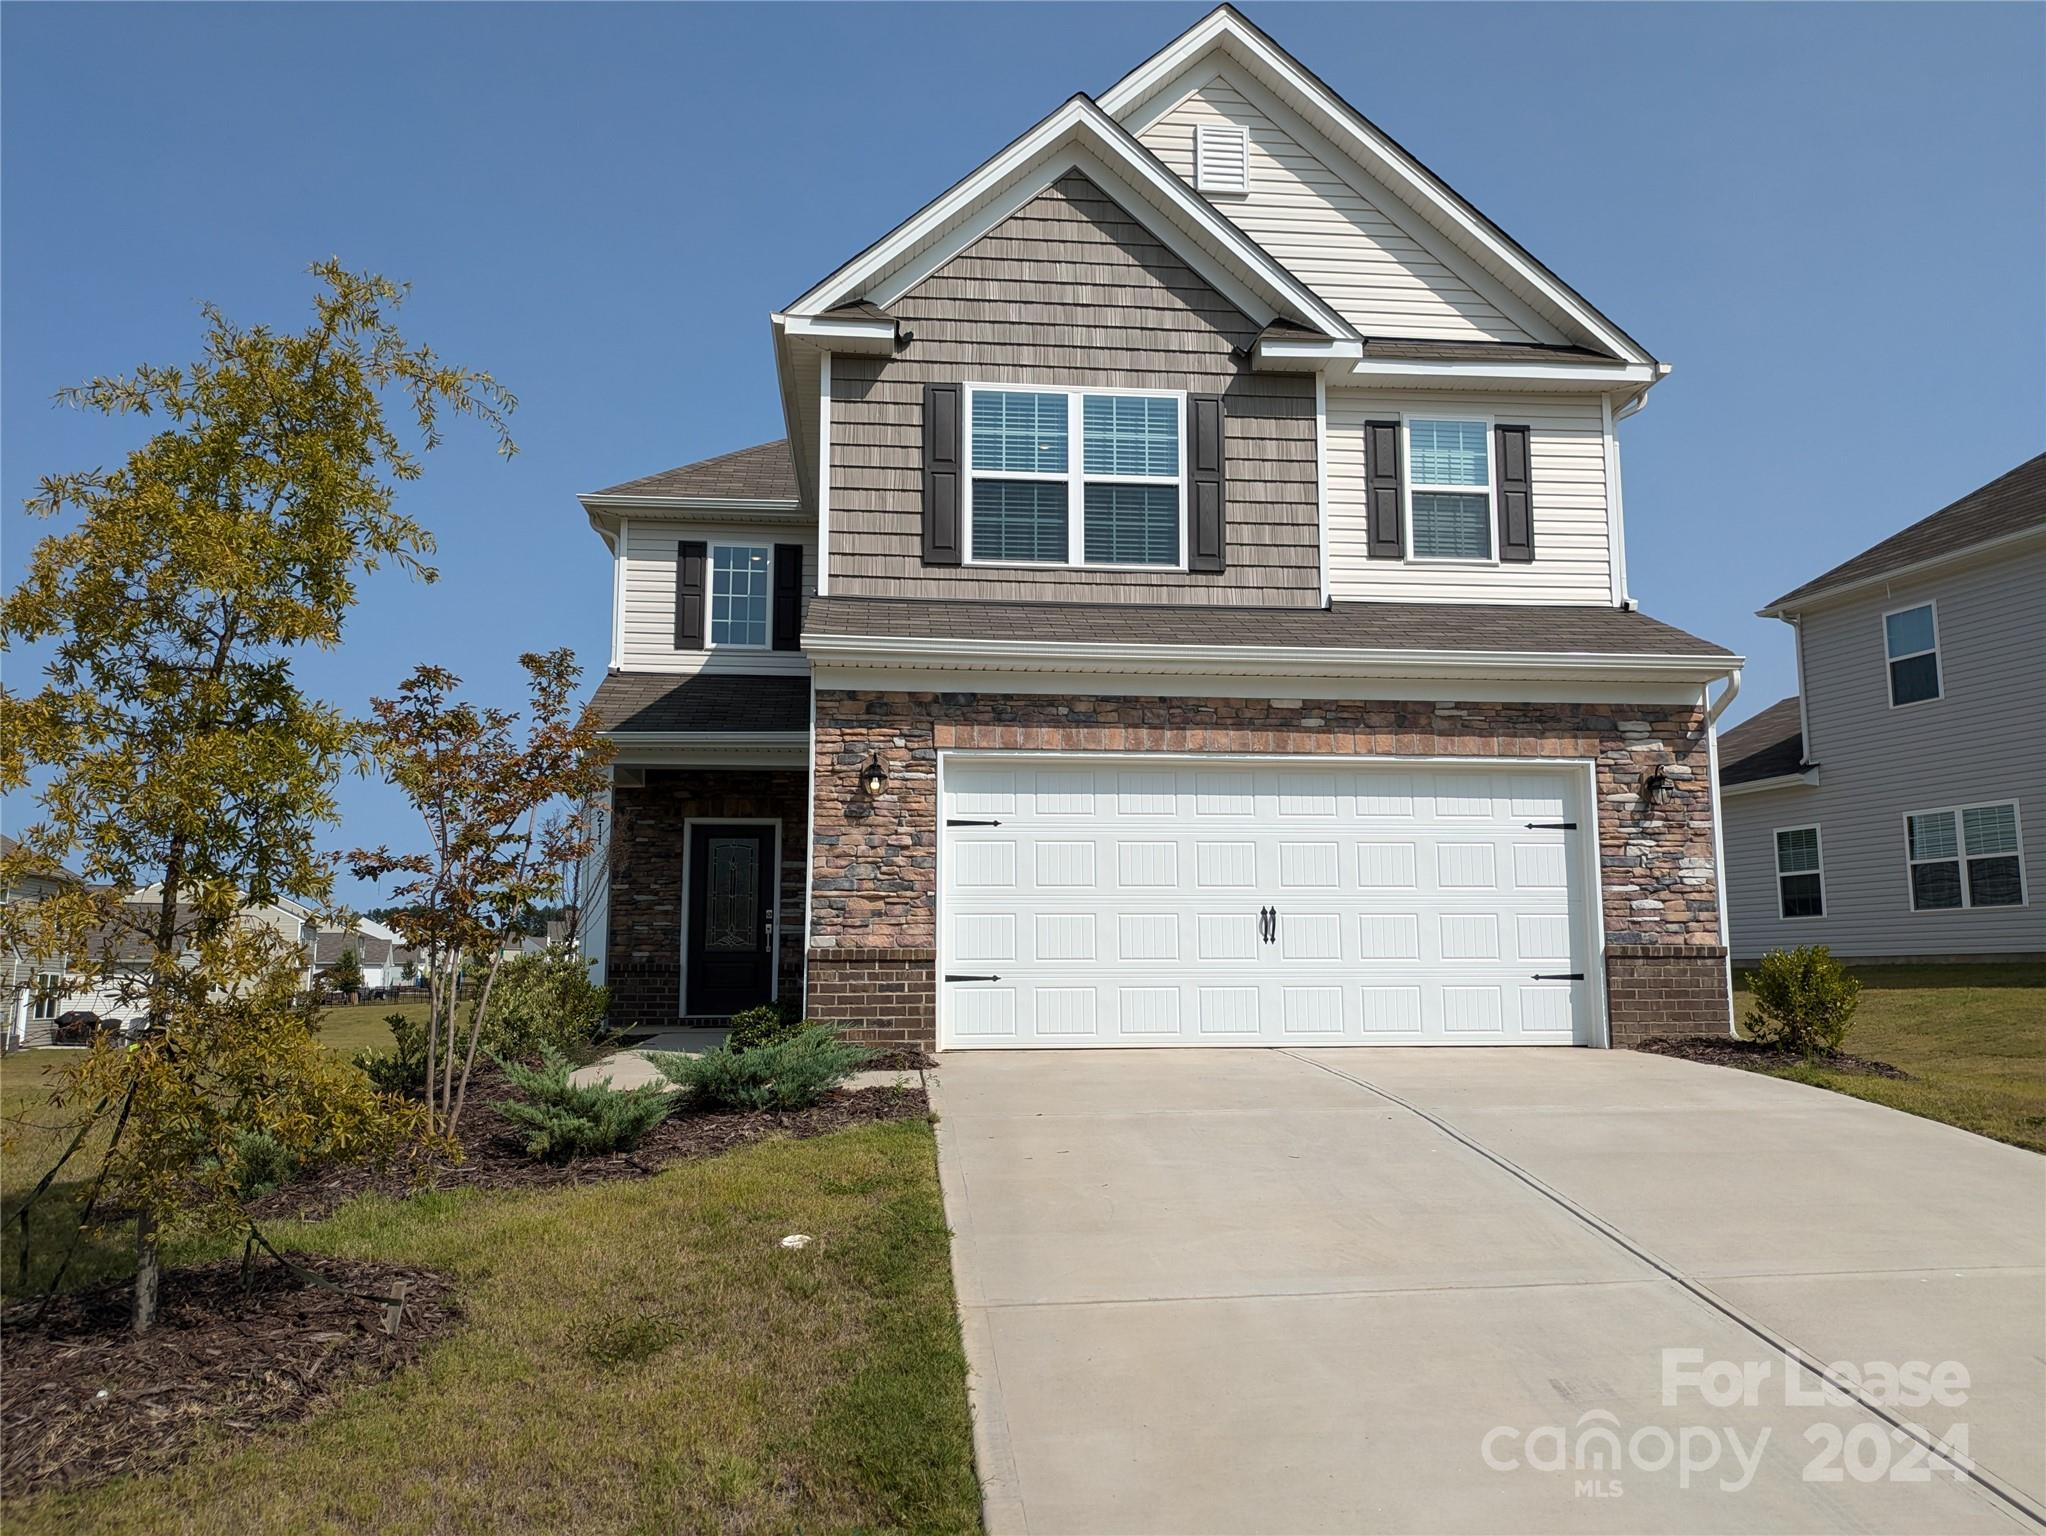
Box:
left=966, top=386, right=1183, bottom=568
left=1884, top=603, right=1941, bottom=706
left=32, top=972, right=62, bottom=1022
left=1407, top=418, right=1493, bottom=561
left=1774, top=826, right=1825, bottom=919
left=709, top=544, right=771, bottom=647
left=1906, top=801, right=2025, bottom=911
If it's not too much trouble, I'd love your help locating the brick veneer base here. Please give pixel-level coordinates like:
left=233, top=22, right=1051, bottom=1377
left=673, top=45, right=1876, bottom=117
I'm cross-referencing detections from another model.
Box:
left=797, top=688, right=1729, bottom=1051
left=805, top=947, right=937, bottom=1047
left=1604, top=943, right=1731, bottom=1045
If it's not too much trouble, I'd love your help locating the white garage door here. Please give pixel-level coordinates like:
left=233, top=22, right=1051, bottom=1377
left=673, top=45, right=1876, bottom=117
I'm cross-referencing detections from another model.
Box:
left=938, top=757, right=1598, bottom=1048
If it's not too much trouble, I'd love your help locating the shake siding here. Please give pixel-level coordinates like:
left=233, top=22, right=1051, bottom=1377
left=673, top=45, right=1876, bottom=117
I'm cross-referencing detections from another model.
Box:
left=1723, top=548, right=2046, bottom=961
left=618, top=519, right=814, bottom=675
left=1326, top=390, right=1612, bottom=603
left=1139, top=77, right=1535, bottom=343
left=829, top=172, right=1320, bottom=605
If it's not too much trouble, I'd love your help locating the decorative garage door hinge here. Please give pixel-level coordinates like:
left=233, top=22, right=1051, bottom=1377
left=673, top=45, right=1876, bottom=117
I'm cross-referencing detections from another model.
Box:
left=1531, top=973, right=1585, bottom=981
left=946, top=818, right=1002, bottom=827
left=1525, top=821, right=1577, bottom=830
left=944, top=974, right=1001, bottom=983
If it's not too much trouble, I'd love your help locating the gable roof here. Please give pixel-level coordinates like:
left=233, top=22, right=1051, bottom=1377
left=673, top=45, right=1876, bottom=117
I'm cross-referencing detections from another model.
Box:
left=1099, top=6, right=1657, bottom=369
left=779, top=92, right=1352, bottom=340
left=586, top=441, right=799, bottom=506
left=1762, top=452, right=2046, bottom=613
left=1717, top=696, right=1809, bottom=786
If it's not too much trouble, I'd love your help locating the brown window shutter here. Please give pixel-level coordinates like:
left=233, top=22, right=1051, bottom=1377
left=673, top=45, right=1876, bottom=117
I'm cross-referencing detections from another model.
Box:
left=1495, top=424, right=1534, bottom=562
left=923, top=383, right=963, bottom=566
left=1366, top=420, right=1404, bottom=559
left=1187, top=393, right=1227, bottom=573
left=771, top=543, right=803, bottom=650
left=675, top=539, right=706, bottom=650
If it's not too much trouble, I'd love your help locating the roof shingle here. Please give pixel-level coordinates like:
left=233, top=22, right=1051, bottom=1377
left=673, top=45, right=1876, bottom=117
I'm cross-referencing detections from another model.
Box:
left=802, top=596, right=1733, bottom=658
left=588, top=440, right=800, bottom=504
left=591, top=672, right=810, bottom=735
left=1767, top=452, right=2046, bottom=610
left=1717, top=696, right=1809, bottom=786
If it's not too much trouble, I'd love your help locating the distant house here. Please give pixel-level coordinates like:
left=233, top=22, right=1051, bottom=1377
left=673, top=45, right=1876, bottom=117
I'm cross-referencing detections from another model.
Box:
left=311, top=926, right=422, bottom=992
left=1720, top=454, right=2044, bottom=963
left=3, top=835, right=79, bottom=1047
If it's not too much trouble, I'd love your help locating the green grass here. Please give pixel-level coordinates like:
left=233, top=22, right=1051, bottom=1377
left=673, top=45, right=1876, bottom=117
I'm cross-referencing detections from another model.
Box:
left=1732, top=962, right=2046, bottom=1153
left=5, top=1118, right=980, bottom=1533
left=2, top=1000, right=981, bottom=1531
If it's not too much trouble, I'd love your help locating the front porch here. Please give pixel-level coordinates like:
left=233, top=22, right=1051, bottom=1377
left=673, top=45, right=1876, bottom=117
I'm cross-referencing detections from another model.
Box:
left=603, top=766, right=808, bottom=1030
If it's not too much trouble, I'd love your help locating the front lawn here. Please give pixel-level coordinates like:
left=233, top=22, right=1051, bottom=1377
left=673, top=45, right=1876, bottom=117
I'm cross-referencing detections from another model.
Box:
left=3, top=1116, right=981, bottom=1532
left=1732, top=962, right=2046, bottom=1153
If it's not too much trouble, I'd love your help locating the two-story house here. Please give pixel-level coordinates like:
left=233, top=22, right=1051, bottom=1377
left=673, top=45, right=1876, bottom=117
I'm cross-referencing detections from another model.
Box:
left=579, top=6, right=1743, bottom=1052
left=1720, top=454, right=2044, bottom=964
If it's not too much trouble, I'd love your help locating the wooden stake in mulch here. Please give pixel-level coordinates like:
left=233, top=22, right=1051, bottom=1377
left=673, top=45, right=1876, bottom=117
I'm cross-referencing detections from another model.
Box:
left=240, top=1222, right=416, bottom=1336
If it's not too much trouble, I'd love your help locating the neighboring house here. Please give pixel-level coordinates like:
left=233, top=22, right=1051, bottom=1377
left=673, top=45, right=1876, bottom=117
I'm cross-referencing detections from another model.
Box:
left=1721, top=454, right=2045, bottom=964
left=579, top=6, right=1743, bottom=1051
left=311, top=929, right=422, bottom=991
left=3, top=835, right=79, bottom=1048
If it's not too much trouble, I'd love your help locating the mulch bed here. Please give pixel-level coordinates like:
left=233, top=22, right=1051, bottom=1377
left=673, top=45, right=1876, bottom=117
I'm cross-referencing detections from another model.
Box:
left=2, top=1257, right=458, bottom=1498
left=246, top=1077, right=931, bottom=1223
left=1636, top=1036, right=1910, bottom=1079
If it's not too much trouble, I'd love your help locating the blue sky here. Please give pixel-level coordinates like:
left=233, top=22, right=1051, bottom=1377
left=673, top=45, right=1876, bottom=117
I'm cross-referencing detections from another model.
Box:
left=5, top=2, right=2041, bottom=904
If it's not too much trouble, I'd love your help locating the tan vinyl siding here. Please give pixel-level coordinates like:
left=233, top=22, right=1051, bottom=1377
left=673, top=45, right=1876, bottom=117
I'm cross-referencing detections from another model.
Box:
left=1724, top=547, right=2046, bottom=960
left=829, top=171, right=1319, bottom=605
left=619, top=519, right=814, bottom=675
left=1326, top=389, right=1612, bottom=603
left=1140, top=76, right=1536, bottom=344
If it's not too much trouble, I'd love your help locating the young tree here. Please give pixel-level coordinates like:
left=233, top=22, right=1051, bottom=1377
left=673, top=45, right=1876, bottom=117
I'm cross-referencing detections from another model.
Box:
left=352, top=649, right=613, bottom=1137
left=0, top=261, right=514, bottom=1330
left=323, top=945, right=366, bottom=998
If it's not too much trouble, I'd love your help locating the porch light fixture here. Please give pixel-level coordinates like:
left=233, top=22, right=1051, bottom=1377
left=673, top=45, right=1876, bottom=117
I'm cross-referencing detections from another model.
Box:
left=859, top=756, right=887, bottom=798
left=1637, top=765, right=1674, bottom=807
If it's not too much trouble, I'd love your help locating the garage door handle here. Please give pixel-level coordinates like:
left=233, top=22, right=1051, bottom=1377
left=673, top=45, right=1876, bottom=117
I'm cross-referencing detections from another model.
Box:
left=1259, top=906, right=1274, bottom=943
left=1525, top=821, right=1577, bottom=830
left=945, top=973, right=1001, bottom=983
left=1531, top=973, right=1584, bottom=981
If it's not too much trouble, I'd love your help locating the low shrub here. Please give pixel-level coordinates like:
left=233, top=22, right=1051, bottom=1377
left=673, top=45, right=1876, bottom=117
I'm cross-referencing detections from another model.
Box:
left=1743, top=945, right=1861, bottom=1057
left=725, top=1003, right=804, bottom=1053
left=491, top=1044, right=674, bottom=1161
left=483, top=945, right=610, bottom=1059
left=230, top=1128, right=301, bottom=1199
left=353, top=1011, right=429, bottom=1096
left=650, top=1026, right=872, bottom=1111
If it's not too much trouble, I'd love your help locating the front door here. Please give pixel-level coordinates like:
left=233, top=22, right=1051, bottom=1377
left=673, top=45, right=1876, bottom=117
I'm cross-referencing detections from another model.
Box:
left=686, top=824, right=777, bottom=1017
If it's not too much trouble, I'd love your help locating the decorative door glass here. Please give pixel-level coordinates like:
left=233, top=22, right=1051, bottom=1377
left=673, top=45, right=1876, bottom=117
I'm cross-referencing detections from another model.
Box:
left=705, top=837, right=759, bottom=951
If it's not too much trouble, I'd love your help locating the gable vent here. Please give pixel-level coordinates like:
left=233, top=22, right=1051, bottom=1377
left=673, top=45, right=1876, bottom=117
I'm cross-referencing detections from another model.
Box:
left=1193, top=122, right=1250, bottom=196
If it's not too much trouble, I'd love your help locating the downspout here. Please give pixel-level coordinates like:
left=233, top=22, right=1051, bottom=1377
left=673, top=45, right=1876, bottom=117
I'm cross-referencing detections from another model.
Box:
left=1704, top=666, right=1743, bottom=1037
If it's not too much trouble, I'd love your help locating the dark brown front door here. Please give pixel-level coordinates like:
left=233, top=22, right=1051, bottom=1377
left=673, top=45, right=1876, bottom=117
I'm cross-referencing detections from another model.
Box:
left=686, top=824, right=776, bottom=1017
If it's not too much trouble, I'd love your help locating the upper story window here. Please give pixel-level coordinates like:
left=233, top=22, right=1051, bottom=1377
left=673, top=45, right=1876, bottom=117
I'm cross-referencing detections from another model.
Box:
left=966, top=385, right=1183, bottom=569
left=1774, top=826, right=1825, bottom=919
left=1906, top=801, right=2025, bottom=911
left=1884, top=602, right=1941, bottom=706
left=710, top=544, right=771, bottom=647
left=1407, top=418, right=1492, bottom=562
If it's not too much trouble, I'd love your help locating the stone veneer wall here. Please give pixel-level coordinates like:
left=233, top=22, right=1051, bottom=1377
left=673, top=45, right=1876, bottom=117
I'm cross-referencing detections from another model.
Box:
left=809, top=690, right=1728, bottom=1048
left=605, top=768, right=809, bottom=1028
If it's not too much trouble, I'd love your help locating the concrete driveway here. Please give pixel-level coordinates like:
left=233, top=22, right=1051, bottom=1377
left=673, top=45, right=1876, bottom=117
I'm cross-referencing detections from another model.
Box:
left=929, top=1048, right=2046, bottom=1535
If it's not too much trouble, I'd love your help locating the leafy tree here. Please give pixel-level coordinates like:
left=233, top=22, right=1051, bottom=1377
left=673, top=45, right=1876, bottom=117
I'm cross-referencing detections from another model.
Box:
left=0, top=261, right=513, bottom=1330
left=323, top=945, right=366, bottom=997
left=351, top=650, right=613, bottom=1138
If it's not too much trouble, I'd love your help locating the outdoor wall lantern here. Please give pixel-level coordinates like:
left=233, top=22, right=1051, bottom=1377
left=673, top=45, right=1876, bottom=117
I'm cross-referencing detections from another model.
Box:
left=859, top=756, right=888, bottom=798
left=1637, top=764, right=1674, bottom=807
